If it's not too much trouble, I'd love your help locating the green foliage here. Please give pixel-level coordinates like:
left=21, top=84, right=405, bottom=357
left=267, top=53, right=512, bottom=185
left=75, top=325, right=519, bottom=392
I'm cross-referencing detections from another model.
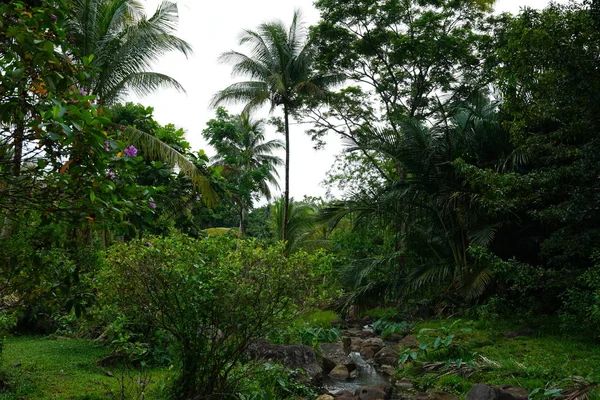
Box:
left=98, top=234, right=324, bottom=399
left=236, top=363, right=317, bottom=400
left=372, top=319, right=410, bottom=339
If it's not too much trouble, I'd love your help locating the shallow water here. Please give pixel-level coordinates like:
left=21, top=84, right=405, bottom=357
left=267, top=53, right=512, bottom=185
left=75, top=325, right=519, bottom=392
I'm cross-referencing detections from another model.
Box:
left=322, top=351, right=387, bottom=393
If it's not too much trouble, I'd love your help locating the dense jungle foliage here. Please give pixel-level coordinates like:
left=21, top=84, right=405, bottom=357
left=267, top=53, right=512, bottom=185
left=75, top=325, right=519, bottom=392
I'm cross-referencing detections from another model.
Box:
left=1, top=0, right=599, bottom=399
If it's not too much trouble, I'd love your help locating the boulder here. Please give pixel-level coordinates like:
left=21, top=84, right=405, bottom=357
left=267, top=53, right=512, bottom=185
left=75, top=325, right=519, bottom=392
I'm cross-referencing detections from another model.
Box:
left=334, top=389, right=356, bottom=399
left=317, top=395, right=335, bottom=400
left=467, top=384, right=528, bottom=400
left=395, top=378, right=414, bottom=390
left=320, top=342, right=356, bottom=373
left=350, top=337, right=365, bottom=352
left=360, top=337, right=385, bottom=357
left=380, top=364, right=396, bottom=377
left=398, top=335, right=418, bottom=348
left=374, top=346, right=398, bottom=365
left=329, top=364, right=350, bottom=380
left=355, top=385, right=392, bottom=400
left=429, top=390, right=460, bottom=400
left=247, top=339, right=322, bottom=383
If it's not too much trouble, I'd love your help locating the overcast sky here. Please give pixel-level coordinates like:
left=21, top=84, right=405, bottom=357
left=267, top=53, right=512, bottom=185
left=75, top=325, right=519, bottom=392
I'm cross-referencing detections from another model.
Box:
left=129, top=0, right=567, bottom=202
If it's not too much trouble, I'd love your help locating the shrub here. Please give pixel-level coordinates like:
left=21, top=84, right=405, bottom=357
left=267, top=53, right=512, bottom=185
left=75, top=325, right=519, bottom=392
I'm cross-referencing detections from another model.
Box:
left=98, top=234, right=320, bottom=399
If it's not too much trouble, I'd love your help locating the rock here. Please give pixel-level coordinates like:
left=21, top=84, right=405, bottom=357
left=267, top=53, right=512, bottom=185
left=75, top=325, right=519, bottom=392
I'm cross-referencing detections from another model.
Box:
left=497, top=385, right=529, bottom=399
left=320, top=342, right=356, bottom=373
left=414, top=392, right=431, bottom=400
left=503, top=329, right=536, bottom=339
left=361, top=337, right=385, bottom=357
left=380, top=364, right=396, bottom=377
left=105, top=370, right=114, bottom=377
left=334, top=389, right=356, bottom=399
left=350, top=337, right=365, bottom=352
left=329, top=364, right=350, bottom=380
left=399, top=335, right=418, bottom=348
left=374, top=346, right=398, bottom=365
left=429, top=390, right=459, bottom=400
left=395, top=378, right=414, bottom=390
left=355, top=385, right=391, bottom=400
left=349, top=369, right=359, bottom=380
left=467, top=384, right=528, bottom=400
left=331, top=318, right=349, bottom=328
left=11, top=362, right=21, bottom=367
left=317, top=395, right=335, bottom=400
left=247, top=339, right=323, bottom=383
left=385, top=333, right=404, bottom=342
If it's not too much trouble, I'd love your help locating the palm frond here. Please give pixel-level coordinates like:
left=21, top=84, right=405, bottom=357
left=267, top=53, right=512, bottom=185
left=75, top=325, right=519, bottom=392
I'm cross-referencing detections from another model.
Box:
left=122, top=126, right=217, bottom=206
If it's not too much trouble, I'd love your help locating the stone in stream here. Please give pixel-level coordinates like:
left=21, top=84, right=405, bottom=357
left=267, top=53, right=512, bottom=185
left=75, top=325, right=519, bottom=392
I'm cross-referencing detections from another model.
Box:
left=360, top=338, right=385, bottom=358
left=334, top=389, right=356, bottom=399
left=329, top=364, right=350, bottom=380
left=466, top=384, right=529, bottom=400
left=349, top=337, right=365, bottom=352
left=394, top=378, right=414, bottom=390
left=374, top=346, right=398, bottom=365
left=355, top=384, right=392, bottom=400
left=320, top=342, right=357, bottom=373
left=316, top=395, right=335, bottom=400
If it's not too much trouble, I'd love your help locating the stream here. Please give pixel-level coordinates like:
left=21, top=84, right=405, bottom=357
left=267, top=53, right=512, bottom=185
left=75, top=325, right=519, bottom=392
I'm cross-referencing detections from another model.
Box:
left=322, top=351, right=388, bottom=393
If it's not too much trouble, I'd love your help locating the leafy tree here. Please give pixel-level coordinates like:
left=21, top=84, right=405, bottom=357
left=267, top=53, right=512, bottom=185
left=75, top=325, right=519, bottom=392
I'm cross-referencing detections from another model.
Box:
left=212, top=10, right=343, bottom=242
left=203, top=108, right=283, bottom=237
left=460, top=2, right=600, bottom=318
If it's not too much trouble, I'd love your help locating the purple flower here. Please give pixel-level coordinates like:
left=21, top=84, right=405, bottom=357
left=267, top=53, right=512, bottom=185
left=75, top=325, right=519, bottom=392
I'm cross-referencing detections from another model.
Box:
left=79, top=88, right=87, bottom=96
left=146, top=242, right=152, bottom=247
left=106, top=171, right=115, bottom=180
left=104, top=140, right=110, bottom=152
left=149, top=201, right=157, bottom=209
left=50, top=14, right=57, bottom=22
left=41, top=184, right=48, bottom=189
left=124, top=145, right=137, bottom=157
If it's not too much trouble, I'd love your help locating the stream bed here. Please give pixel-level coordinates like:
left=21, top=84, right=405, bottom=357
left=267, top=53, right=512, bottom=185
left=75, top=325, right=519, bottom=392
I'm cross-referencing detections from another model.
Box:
left=322, top=351, right=388, bottom=393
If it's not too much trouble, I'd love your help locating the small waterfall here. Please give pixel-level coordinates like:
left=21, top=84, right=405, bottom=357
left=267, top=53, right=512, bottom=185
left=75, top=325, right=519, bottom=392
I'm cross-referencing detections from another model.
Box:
left=322, top=351, right=387, bottom=393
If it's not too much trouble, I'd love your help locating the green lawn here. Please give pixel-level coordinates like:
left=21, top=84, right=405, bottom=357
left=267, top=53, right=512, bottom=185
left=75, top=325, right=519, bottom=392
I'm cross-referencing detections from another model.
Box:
left=0, top=336, right=171, bottom=400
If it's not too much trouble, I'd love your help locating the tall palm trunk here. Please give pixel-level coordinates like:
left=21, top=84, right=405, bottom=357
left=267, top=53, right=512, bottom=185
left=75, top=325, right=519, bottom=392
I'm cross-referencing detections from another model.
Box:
left=282, top=104, right=290, bottom=244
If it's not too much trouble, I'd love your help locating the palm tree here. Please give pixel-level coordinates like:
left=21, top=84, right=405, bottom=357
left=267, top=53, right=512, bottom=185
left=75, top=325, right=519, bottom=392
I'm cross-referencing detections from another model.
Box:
left=203, top=108, right=284, bottom=237
left=211, top=10, right=343, bottom=243
left=67, top=0, right=192, bottom=104
left=66, top=0, right=216, bottom=204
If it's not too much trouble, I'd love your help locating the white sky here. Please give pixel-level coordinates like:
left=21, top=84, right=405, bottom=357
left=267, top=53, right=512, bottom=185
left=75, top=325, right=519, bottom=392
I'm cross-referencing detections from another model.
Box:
left=129, top=0, right=568, bottom=202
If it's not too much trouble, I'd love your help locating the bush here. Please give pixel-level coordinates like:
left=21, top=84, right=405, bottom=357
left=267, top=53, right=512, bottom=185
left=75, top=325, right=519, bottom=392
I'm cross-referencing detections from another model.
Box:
left=98, top=234, right=322, bottom=399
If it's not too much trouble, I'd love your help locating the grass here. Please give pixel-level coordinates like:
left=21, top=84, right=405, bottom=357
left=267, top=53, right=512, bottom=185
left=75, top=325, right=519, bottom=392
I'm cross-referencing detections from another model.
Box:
left=0, top=336, right=172, bottom=400
left=396, top=318, right=600, bottom=399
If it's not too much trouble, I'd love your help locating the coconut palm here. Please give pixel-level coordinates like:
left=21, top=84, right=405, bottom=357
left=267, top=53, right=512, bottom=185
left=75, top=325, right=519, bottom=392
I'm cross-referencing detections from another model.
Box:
left=67, top=0, right=192, bottom=104
left=66, top=0, right=216, bottom=204
left=203, top=108, right=284, bottom=237
left=211, top=10, right=344, bottom=242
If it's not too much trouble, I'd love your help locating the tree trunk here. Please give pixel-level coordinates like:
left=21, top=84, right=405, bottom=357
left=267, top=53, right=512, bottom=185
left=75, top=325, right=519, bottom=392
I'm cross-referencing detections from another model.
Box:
left=239, top=204, right=246, bottom=239
left=282, top=104, right=290, bottom=246
left=0, top=117, right=25, bottom=240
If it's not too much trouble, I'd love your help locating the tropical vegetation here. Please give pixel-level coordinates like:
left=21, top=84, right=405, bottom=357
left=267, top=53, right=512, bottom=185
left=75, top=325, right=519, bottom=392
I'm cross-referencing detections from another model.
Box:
left=1, top=0, right=600, bottom=399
